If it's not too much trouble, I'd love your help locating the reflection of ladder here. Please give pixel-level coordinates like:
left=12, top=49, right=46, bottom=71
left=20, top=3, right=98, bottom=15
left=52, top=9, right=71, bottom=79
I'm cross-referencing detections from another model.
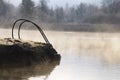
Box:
left=12, top=19, right=50, bottom=44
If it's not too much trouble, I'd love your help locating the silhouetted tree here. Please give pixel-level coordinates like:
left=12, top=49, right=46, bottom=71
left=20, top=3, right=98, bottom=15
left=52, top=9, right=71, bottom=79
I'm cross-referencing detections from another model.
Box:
left=76, top=3, right=87, bottom=21
left=64, top=7, right=77, bottom=22
left=102, top=0, right=120, bottom=14
left=86, top=4, right=98, bottom=16
left=37, top=0, right=49, bottom=22
left=0, top=0, right=7, bottom=17
left=54, top=7, right=64, bottom=23
left=19, top=0, right=35, bottom=19
left=47, top=8, right=56, bottom=22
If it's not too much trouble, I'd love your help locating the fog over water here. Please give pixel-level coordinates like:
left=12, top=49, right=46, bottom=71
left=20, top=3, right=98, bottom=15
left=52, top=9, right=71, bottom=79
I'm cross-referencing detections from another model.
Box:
left=0, top=29, right=120, bottom=80
left=0, top=0, right=120, bottom=80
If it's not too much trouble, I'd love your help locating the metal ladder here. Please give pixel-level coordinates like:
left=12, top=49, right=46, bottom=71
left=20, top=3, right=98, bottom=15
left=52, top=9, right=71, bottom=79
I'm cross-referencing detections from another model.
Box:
left=12, top=19, right=50, bottom=44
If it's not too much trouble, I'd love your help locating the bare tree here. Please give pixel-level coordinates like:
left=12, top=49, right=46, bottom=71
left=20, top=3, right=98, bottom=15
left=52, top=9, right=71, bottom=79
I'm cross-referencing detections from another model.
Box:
left=76, top=3, right=87, bottom=22
left=0, top=0, right=7, bottom=18
left=19, top=0, right=35, bottom=19
left=54, top=7, right=64, bottom=23
left=36, top=0, right=49, bottom=22
left=102, top=0, right=120, bottom=14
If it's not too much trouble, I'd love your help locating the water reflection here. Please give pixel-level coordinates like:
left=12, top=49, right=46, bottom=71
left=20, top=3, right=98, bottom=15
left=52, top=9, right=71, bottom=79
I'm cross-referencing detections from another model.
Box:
left=0, top=61, right=60, bottom=80
left=1, top=29, right=120, bottom=80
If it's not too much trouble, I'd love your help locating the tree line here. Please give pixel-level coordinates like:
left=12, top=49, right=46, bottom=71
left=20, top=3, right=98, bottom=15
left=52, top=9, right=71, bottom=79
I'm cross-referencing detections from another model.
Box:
left=0, top=0, right=120, bottom=26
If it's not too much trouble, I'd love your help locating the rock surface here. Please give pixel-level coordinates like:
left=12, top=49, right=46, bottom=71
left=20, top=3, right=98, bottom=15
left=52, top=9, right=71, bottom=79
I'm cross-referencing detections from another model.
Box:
left=0, top=38, right=61, bottom=66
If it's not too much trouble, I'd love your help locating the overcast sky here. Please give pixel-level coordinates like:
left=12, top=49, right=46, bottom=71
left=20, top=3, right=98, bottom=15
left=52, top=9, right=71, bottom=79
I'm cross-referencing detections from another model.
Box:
left=8, top=0, right=101, bottom=7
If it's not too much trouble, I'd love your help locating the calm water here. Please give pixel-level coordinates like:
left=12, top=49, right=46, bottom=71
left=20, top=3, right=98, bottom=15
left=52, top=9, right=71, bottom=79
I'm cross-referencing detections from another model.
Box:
left=0, top=29, right=120, bottom=80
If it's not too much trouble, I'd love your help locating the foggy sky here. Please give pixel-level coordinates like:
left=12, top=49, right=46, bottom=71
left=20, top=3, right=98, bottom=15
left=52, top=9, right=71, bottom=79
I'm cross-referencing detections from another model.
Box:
left=9, top=0, right=101, bottom=7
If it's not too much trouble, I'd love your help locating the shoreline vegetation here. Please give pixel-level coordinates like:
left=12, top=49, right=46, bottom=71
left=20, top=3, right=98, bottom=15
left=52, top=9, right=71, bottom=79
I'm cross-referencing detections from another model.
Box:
left=1, top=23, right=120, bottom=33
left=0, top=0, right=120, bottom=33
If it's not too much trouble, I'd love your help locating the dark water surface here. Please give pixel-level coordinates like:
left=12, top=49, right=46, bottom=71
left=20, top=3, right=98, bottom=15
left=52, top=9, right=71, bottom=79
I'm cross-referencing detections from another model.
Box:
left=0, top=29, right=120, bottom=80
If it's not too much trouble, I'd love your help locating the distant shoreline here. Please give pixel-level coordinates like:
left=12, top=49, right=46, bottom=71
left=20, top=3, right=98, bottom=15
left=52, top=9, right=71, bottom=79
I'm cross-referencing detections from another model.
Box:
left=1, top=23, right=120, bottom=33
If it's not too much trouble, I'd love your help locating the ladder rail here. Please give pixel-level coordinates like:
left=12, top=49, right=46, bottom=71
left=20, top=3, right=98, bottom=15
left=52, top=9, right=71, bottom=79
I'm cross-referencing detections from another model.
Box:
left=12, top=19, right=50, bottom=44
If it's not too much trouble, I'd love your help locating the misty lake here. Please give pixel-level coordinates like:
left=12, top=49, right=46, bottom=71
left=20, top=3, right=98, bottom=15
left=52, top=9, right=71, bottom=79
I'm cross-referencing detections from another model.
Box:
left=0, top=29, right=120, bottom=80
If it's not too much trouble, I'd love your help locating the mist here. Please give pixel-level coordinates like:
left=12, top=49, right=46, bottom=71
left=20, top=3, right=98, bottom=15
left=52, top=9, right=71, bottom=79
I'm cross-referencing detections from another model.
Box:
left=1, top=0, right=120, bottom=80
left=0, top=0, right=120, bottom=32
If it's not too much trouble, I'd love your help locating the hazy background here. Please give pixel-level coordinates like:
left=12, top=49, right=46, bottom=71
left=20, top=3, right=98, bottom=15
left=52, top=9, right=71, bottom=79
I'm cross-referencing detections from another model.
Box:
left=1, top=0, right=120, bottom=32
left=9, top=0, right=101, bottom=7
left=0, top=1, right=120, bottom=80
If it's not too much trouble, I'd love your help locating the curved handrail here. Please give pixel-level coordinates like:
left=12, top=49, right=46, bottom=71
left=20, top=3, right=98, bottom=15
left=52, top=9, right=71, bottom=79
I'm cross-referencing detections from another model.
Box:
left=12, top=19, right=50, bottom=44
left=12, top=19, right=26, bottom=39
left=18, top=20, right=50, bottom=43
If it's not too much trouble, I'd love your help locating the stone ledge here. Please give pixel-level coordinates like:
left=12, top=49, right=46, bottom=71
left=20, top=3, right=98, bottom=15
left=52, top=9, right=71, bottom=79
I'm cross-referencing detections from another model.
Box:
left=0, top=38, right=61, bottom=66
